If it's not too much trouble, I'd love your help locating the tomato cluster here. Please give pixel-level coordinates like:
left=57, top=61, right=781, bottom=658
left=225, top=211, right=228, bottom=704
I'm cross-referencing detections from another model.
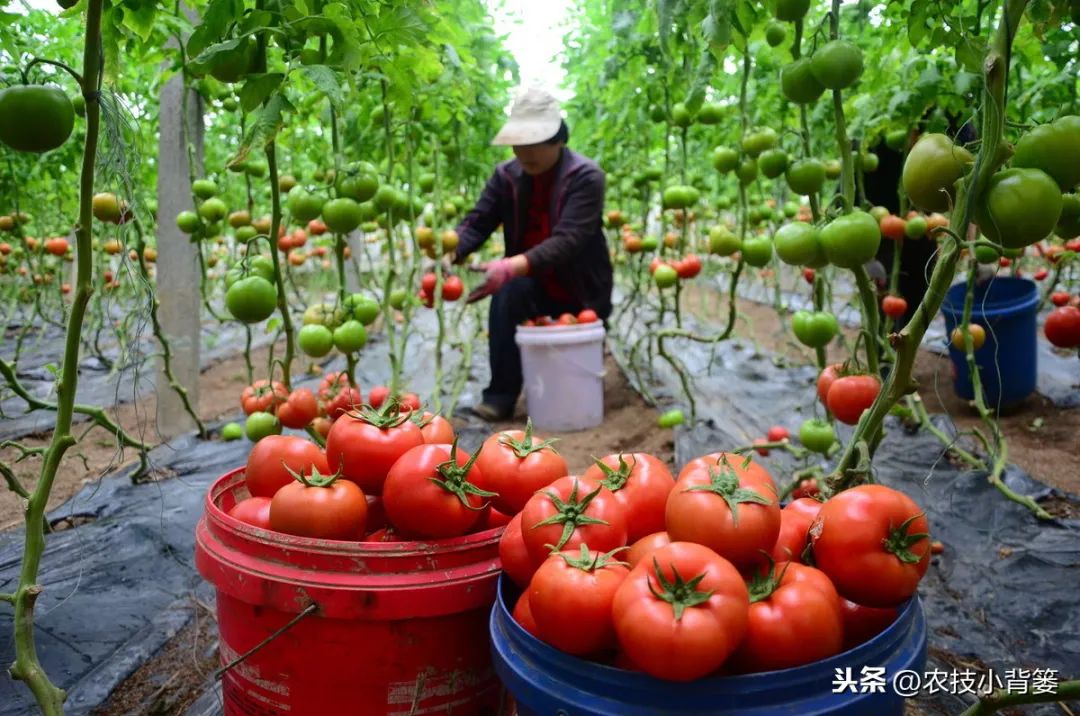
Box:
left=503, top=449, right=931, bottom=682
left=521, top=308, right=600, bottom=327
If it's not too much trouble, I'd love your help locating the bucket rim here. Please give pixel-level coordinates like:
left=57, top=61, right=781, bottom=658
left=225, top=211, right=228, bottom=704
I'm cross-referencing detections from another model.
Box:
left=941, top=277, right=1039, bottom=318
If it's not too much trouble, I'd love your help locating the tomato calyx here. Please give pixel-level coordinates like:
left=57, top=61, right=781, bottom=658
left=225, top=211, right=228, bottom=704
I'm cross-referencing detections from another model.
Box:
left=883, top=513, right=930, bottom=564
left=499, top=417, right=560, bottom=458
left=555, top=544, right=629, bottom=572
left=530, top=480, right=610, bottom=551
left=431, top=439, right=497, bottom=509
left=285, top=464, right=341, bottom=488
left=646, top=557, right=715, bottom=621
left=346, top=399, right=411, bottom=429
left=410, top=411, right=435, bottom=429
left=683, top=458, right=772, bottom=525
left=591, top=453, right=637, bottom=492
left=745, top=555, right=791, bottom=604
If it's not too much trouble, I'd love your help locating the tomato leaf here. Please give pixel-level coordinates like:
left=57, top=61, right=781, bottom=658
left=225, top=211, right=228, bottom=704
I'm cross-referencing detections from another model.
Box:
left=298, top=65, right=345, bottom=107
left=187, top=0, right=242, bottom=58
left=239, top=73, right=284, bottom=113
left=119, top=3, right=157, bottom=42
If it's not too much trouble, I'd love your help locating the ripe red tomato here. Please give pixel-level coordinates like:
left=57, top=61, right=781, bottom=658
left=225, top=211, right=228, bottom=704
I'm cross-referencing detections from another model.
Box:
left=612, top=542, right=749, bottom=681
left=577, top=308, right=599, bottom=324
left=882, top=295, right=908, bottom=319
left=753, top=437, right=771, bottom=457
left=442, top=275, right=464, bottom=301
left=1051, top=292, right=1071, bottom=307
left=269, top=470, right=368, bottom=540
left=803, top=267, right=816, bottom=284
left=512, top=592, right=541, bottom=638
left=581, top=453, right=675, bottom=543
left=364, top=526, right=405, bottom=542
left=816, top=363, right=843, bottom=404
left=1034, top=268, right=1049, bottom=281
left=1068, top=238, right=1080, bottom=252
left=839, top=598, right=898, bottom=650
left=276, top=388, right=320, bottom=429
left=811, top=485, right=931, bottom=607
left=245, top=435, right=329, bottom=498
left=791, top=477, right=820, bottom=499
left=520, top=475, right=628, bottom=564
left=665, top=453, right=780, bottom=571
left=1045, top=305, right=1080, bottom=348
left=500, top=513, right=539, bottom=587
left=528, top=546, right=630, bottom=655
left=999, top=256, right=1011, bottom=267
left=766, top=425, right=790, bottom=442
left=827, top=374, right=881, bottom=425
left=318, top=372, right=363, bottom=419
left=556, top=312, right=577, bottom=325
left=241, top=379, right=288, bottom=415
left=382, top=443, right=490, bottom=538
left=482, top=507, right=513, bottom=529
left=731, top=561, right=843, bottom=673
left=626, top=531, right=671, bottom=568
left=368, top=384, right=390, bottom=407
left=227, top=496, right=272, bottom=529
left=324, top=405, right=425, bottom=495
left=473, top=420, right=568, bottom=515
left=770, top=497, right=821, bottom=563
left=676, top=254, right=702, bottom=278
left=420, top=272, right=437, bottom=294
left=414, top=411, right=455, bottom=444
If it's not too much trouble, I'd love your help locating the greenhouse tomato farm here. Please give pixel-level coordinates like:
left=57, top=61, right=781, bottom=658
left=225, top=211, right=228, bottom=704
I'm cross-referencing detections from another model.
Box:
left=0, top=0, right=1079, bottom=714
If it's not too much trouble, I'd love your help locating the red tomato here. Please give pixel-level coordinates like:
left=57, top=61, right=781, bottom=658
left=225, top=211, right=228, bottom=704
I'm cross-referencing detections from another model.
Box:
left=626, top=531, right=671, bottom=568
left=482, top=507, right=513, bottom=530
left=1051, top=292, right=1071, bottom=307
left=827, top=374, right=881, bottom=425
left=318, top=372, right=363, bottom=419
left=816, top=364, right=843, bottom=405
left=753, top=438, right=770, bottom=457
left=324, top=405, right=425, bottom=495
left=529, top=546, right=630, bottom=655
left=399, top=392, right=422, bottom=412
left=513, top=592, right=541, bottom=638
left=522, top=319, right=536, bottom=327
left=520, top=475, right=628, bottom=564
left=368, top=384, right=390, bottom=408
left=277, top=388, right=320, bottom=429
left=811, top=485, right=931, bottom=607
left=227, top=496, right=272, bottom=529
left=803, top=267, right=816, bottom=284
left=731, top=562, right=843, bottom=673
left=500, top=513, right=539, bottom=587
left=770, top=497, right=822, bottom=563
left=382, top=443, right=490, bottom=538
left=791, top=478, right=820, bottom=499
left=577, top=308, right=599, bottom=324
left=664, top=453, right=780, bottom=571
left=365, top=494, right=386, bottom=532
left=556, top=312, right=577, bottom=325
left=307, top=219, right=327, bottom=235
left=766, top=425, right=789, bottom=442
left=241, top=379, right=288, bottom=415
left=839, top=599, right=898, bottom=650
left=245, top=435, right=329, bottom=498
left=414, top=411, right=455, bottom=444
left=312, top=416, right=332, bottom=438
left=269, top=470, right=368, bottom=540
left=1068, top=238, right=1080, bottom=253
left=882, top=295, right=908, bottom=319
left=364, top=526, right=405, bottom=542
left=1034, top=268, right=1049, bottom=281
left=473, top=420, right=568, bottom=515
left=442, top=275, right=464, bottom=301
left=612, top=542, right=749, bottom=681
left=535, top=315, right=553, bottom=326
left=999, top=257, right=1011, bottom=267
left=676, top=254, right=702, bottom=279
left=581, top=453, right=675, bottom=543
left=420, top=272, right=437, bottom=294
left=1045, top=306, right=1080, bottom=348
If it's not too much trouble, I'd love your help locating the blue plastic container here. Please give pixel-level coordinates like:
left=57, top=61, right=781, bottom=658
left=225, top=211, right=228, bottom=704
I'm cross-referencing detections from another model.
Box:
left=940, top=277, right=1039, bottom=408
left=490, top=576, right=927, bottom=716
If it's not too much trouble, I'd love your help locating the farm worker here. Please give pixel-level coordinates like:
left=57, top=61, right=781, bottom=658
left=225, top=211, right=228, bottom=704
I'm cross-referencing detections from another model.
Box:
left=452, top=86, right=613, bottom=422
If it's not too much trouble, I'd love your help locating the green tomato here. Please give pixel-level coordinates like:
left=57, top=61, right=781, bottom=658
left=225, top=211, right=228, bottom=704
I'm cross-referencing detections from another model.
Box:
left=736, top=158, right=759, bottom=186
left=765, top=22, right=787, bottom=47
left=974, top=168, right=1063, bottom=249
left=333, top=320, right=368, bottom=353
left=858, top=152, right=879, bottom=173
left=654, top=264, right=679, bottom=288
left=641, top=235, right=659, bottom=251
left=221, top=421, right=244, bottom=441
left=708, top=226, right=742, bottom=256
left=792, top=310, right=839, bottom=348
left=388, top=287, right=409, bottom=310
left=824, top=159, right=842, bottom=180
left=662, top=185, right=698, bottom=210
left=784, top=201, right=799, bottom=218
left=869, top=205, right=890, bottom=222
left=713, top=146, right=740, bottom=173
left=176, top=210, right=200, bottom=234
left=973, top=243, right=1000, bottom=264
left=902, top=133, right=975, bottom=212
left=786, top=159, right=827, bottom=196
left=345, top=293, right=380, bottom=325
left=0, top=85, right=75, bottom=153
left=1057, top=193, right=1080, bottom=239
left=287, top=188, right=325, bottom=223
left=417, top=173, right=436, bottom=192
left=810, top=40, right=864, bottom=90
left=671, top=102, right=692, bottom=128
left=904, top=215, right=928, bottom=239
left=774, top=222, right=825, bottom=266
left=1012, top=115, right=1080, bottom=192
left=649, top=105, right=666, bottom=123
left=780, top=58, right=826, bottom=105
left=198, top=197, right=228, bottom=223
left=245, top=160, right=268, bottom=178
left=336, top=167, right=380, bottom=202
left=885, top=129, right=909, bottom=152
left=225, top=276, right=278, bottom=323
left=758, top=149, right=789, bottom=179
left=192, top=178, right=217, bottom=199
left=741, top=128, right=778, bottom=158
left=298, top=324, right=335, bottom=358
left=775, top=0, right=810, bottom=21
left=245, top=411, right=281, bottom=442
left=657, top=408, right=685, bottom=428
left=697, top=102, right=724, bottom=125
left=235, top=225, right=257, bottom=242
left=322, top=198, right=363, bottom=234
left=741, top=235, right=774, bottom=267
left=249, top=255, right=275, bottom=282
left=799, top=418, right=837, bottom=454
left=819, top=210, right=881, bottom=268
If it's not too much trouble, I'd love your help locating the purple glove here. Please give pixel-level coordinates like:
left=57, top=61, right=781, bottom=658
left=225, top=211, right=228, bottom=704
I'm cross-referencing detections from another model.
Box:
left=466, top=258, right=517, bottom=303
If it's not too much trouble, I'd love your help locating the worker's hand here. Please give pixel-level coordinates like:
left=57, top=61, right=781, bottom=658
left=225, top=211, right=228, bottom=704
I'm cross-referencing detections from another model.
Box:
left=466, top=258, right=516, bottom=303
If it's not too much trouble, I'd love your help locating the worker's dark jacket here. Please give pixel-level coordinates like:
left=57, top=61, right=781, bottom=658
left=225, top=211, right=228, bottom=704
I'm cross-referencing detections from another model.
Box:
left=454, top=148, right=613, bottom=317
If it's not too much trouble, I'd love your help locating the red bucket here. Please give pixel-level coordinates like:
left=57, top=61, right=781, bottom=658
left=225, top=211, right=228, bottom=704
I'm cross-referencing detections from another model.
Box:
left=195, top=468, right=504, bottom=715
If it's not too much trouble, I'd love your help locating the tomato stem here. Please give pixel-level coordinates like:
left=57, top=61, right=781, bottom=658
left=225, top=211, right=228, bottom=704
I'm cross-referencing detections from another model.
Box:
left=530, top=479, right=610, bottom=552
left=646, top=558, right=714, bottom=621
left=682, top=457, right=773, bottom=526
left=499, top=418, right=560, bottom=458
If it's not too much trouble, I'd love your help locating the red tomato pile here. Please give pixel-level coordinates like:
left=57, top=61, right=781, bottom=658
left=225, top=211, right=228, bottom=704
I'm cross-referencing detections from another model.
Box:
left=502, top=450, right=932, bottom=681
left=521, top=308, right=600, bottom=327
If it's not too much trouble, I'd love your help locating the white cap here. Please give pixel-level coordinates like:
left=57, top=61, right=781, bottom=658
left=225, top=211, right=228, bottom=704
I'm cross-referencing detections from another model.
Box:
left=491, top=87, right=562, bottom=146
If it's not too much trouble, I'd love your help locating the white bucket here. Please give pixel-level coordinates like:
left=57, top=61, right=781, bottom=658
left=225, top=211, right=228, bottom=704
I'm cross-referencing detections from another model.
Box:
left=514, top=322, right=606, bottom=432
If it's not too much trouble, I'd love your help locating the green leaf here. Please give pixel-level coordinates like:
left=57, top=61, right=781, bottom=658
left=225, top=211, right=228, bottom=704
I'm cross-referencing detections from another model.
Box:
left=239, top=73, right=284, bottom=113
left=264, top=317, right=282, bottom=334
left=299, top=64, right=344, bottom=106
left=955, top=35, right=987, bottom=73
left=187, top=0, right=242, bottom=57
left=120, top=3, right=157, bottom=41
left=229, top=92, right=294, bottom=167
left=190, top=38, right=241, bottom=70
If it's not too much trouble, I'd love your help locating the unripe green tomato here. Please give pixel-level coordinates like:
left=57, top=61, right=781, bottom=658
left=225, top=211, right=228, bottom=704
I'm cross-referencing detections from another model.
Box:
left=657, top=409, right=685, bottom=428
left=298, top=324, right=334, bottom=357
left=245, top=411, right=281, bottom=441
left=799, top=418, right=837, bottom=454
left=333, top=320, right=368, bottom=353
left=221, top=422, right=244, bottom=441
left=654, top=264, right=679, bottom=288
left=388, top=287, right=408, bottom=309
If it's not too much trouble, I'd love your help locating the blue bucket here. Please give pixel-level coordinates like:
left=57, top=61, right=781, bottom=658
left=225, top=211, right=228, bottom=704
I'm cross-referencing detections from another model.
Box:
left=940, top=277, right=1039, bottom=408
left=490, top=576, right=927, bottom=716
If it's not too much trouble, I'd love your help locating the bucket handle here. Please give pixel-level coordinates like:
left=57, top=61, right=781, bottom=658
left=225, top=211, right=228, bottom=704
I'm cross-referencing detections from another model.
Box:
left=534, top=343, right=607, bottom=379
left=213, top=601, right=318, bottom=681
